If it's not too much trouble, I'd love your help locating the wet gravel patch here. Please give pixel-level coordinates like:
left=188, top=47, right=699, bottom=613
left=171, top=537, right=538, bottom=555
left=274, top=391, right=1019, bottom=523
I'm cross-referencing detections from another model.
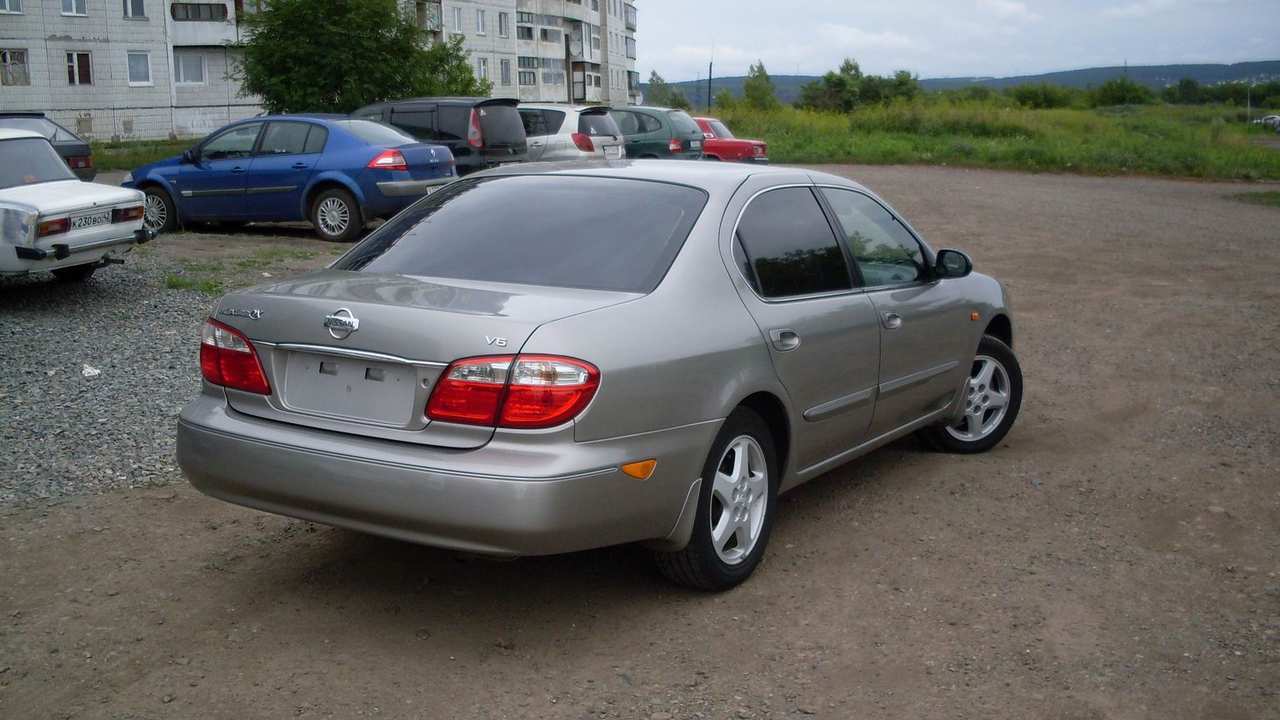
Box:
left=0, top=253, right=211, bottom=504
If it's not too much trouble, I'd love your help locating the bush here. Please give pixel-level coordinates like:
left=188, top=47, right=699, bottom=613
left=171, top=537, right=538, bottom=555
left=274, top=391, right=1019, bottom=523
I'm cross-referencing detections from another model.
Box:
left=1089, top=77, right=1155, bottom=108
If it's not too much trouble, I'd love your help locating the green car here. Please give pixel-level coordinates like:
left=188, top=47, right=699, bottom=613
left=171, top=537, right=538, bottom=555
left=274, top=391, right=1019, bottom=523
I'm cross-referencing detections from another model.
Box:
left=609, top=106, right=705, bottom=160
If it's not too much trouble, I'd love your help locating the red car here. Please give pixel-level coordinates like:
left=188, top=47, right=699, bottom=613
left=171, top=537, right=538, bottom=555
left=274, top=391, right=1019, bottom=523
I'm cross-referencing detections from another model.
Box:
left=694, top=117, right=768, bottom=163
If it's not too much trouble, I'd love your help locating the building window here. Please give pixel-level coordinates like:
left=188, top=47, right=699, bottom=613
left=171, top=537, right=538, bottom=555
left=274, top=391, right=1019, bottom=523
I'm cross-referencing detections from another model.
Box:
left=475, top=56, right=488, bottom=81
left=518, top=71, right=536, bottom=86
left=171, top=3, right=227, bottom=21
left=500, top=58, right=511, bottom=86
left=517, top=25, right=533, bottom=40
left=516, top=11, right=533, bottom=23
left=475, top=8, right=485, bottom=34
left=451, top=6, right=462, bottom=32
left=174, top=51, right=206, bottom=84
left=497, top=11, right=509, bottom=38
left=66, top=52, right=92, bottom=85
left=123, top=0, right=145, bottom=17
left=0, top=0, right=23, bottom=14
left=62, top=0, right=86, bottom=15
left=518, top=56, right=539, bottom=70
left=0, top=49, right=29, bottom=85
left=127, top=50, right=152, bottom=86
left=591, top=0, right=599, bottom=11
left=625, top=37, right=636, bottom=59
left=540, top=28, right=561, bottom=43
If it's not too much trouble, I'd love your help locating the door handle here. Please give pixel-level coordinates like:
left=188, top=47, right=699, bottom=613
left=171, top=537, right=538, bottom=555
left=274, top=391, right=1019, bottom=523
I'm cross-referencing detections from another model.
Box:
left=291, top=162, right=309, bottom=169
left=882, top=312, right=904, bottom=330
left=230, top=166, right=246, bottom=174
left=530, top=140, right=545, bottom=147
left=768, top=328, right=801, bottom=352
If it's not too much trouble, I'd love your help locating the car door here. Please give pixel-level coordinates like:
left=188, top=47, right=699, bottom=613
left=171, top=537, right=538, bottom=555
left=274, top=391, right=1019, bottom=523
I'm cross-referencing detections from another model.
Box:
left=177, top=122, right=263, bottom=220
left=518, top=108, right=553, bottom=161
left=723, top=180, right=882, bottom=474
left=819, top=186, right=972, bottom=437
left=612, top=110, right=661, bottom=158
left=244, top=121, right=325, bottom=221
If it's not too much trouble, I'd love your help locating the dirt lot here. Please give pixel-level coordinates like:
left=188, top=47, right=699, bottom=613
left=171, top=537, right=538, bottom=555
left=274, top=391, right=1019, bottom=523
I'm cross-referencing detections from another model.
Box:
left=2, top=166, right=1279, bottom=719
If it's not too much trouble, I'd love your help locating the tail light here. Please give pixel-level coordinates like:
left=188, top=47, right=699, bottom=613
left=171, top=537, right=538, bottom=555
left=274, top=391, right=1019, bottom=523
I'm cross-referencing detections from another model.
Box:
left=368, top=149, right=408, bottom=171
left=112, top=205, right=144, bottom=223
left=668, top=138, right=683, bottom=153
left=467, top=108, right=484, bottom=149
left=66, top=155, right=93, bottom=169
left=200, top=319, right=271, bottom=395
left=754, top=144, right=766, bottom=156
left=570, top=132, right=595, bottom=153
left=426, top=354, right=599, bottom=429
left=37, top=217, right=69, bottom=237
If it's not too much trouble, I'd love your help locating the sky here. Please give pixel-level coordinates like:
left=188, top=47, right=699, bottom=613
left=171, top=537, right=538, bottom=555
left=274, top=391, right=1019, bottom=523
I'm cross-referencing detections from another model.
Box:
left=634, top=0, right=1280, bottom=82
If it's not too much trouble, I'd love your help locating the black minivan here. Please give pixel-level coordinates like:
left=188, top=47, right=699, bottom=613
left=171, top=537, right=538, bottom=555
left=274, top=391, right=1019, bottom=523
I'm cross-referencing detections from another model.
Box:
left=353, top=97, right=527, bottom=176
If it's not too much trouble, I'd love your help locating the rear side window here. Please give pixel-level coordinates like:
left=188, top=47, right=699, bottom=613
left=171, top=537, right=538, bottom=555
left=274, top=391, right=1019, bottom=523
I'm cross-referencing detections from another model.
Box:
left=667, top=111, right=701, bottom=135
left=257, top=122, right=311, bottom=155
left=820, top=187, right=926, bottom=287
left=736, top=187, right=852, bottom=298
left=334, top=120, right=415, bottom=146
left=334, top=176, right=708, bottom=294
left=437, top=106, right=468, bottom=141
left=579, top=111, right=620, bottom=136
left=303, top=126, right=328, bottom=154
left=519, top=109, right=563, bottom=137
left=638, top=113, right=662, bottom=133
left=389, top=109, right=436, bottom=140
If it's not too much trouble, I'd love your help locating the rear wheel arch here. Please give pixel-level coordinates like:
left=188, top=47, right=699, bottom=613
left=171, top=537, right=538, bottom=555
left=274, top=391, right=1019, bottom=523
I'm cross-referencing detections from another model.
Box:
left=985, top=314, right=1013, bottom=348
left=303, top=178, right=364, bottom=219
left=734, top=391, right=791, bottom=480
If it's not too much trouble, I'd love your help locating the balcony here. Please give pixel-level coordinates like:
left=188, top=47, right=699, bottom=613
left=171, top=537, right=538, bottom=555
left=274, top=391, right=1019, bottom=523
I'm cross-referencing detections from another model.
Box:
left=415, top=0, right=443, bottom=32
left=624, top=3, right=636, bottom=31
left=169, top=2, right=238, bottom=46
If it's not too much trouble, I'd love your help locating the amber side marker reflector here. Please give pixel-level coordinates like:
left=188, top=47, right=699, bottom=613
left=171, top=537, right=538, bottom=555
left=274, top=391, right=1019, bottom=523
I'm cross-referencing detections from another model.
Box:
left=970, top=311, right=981, bottom=322
left=621, top=459, right=657, bottom=480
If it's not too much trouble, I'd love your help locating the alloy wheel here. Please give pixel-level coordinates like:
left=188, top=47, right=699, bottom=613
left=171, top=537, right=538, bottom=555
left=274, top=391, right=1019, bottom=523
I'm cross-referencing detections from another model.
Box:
left=317, top=197, right=350, bottom=237
left=143, top=193, right=167, bottom=232
left=945, top=354, right=1012, bottom=442
left=708, top=435, right=768, bottom=565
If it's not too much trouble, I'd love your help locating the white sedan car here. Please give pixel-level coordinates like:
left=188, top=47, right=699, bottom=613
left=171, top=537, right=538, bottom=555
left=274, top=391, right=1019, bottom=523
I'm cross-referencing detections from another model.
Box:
left=0, top=128, right=153, bottom=281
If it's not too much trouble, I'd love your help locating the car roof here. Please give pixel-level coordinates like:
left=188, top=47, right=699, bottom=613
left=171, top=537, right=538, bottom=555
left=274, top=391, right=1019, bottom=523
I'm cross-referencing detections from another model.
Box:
left=0, top=128, right=46, bottom=141
left=625, top=106, right=686, bottom=113
left=377, top=97, right=517, bottom=107
left=0, top=112, right=48, bottom=118
left=472, top=159, right=866, bottom=195
left=519, top=103, right=611, bottom=113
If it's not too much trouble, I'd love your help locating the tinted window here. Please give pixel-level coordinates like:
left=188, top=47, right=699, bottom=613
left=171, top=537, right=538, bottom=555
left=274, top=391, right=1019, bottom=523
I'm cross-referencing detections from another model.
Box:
left=736, top=187, right=852, bottom=298
left=258, top=122, right=311, bottom=155
left=667, top=111, right=700, bottom=135
left=0, top=137, right=76, bottom=189
left=201, top=123, right=261, bottom=160
left=334, top=176, right=707, bottom=293
left=820, top=187, right=925, bottom=287
left=303, top=126, right=328, bottom=154
left=540, top=109, right=566, bottom=134
left=709, top=120, right=733, bottom=138
left=476, top=104, right=525, bottom=146
left=437, top=106, right=468, bottom=142
left=389, top=109, right=436, bottom=140
left=638, top=113, right=663, bottom=133
left=579, top=111, right=620, bottom=136
left=519, top=108, right=562, bottom=137
left=610, top=110, right=639, bottom=134
left=334, top=120, right=415, bottom=146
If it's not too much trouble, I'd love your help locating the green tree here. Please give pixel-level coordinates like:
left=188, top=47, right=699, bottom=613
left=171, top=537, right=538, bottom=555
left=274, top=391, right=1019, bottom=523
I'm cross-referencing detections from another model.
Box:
left=1162, top=77, right=1203, bottom=104
left=743, top=61, right=779, bottom=110
left=645, top=70, right=674, bottom=106
left=1089, top=77, right=1154, bottom=107
left=668, top=89, right=692, bottom=110
left=797, top=59, right=862, bottom=112
left=1006, top=83, right=1075, bottom=109
left=713, top=88, right=737, bottom=110
left=238, top=0, right=490, bottom=114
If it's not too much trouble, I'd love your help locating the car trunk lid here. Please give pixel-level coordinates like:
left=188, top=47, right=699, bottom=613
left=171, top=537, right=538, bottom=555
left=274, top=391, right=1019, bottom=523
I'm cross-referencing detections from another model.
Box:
left=214, top=270, right=638, bottom=448
left=394, top=142, right=454, bottom=180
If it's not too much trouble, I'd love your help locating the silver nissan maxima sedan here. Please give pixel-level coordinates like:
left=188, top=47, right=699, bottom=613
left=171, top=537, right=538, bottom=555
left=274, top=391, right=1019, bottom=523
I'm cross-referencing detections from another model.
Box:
left=177, top=160, right=1022, bottom=590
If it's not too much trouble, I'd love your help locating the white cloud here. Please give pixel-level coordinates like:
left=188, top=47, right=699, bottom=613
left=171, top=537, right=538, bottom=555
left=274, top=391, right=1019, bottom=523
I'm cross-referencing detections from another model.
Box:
left=815, top=24, right=925, bottom=51
left=1102, top=0, right=1178, bottom=19
left=977, top=0, right=1041, bottom=22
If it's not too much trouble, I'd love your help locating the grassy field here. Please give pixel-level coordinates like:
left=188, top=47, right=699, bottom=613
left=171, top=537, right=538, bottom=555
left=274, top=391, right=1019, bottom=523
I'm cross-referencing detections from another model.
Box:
left=91, top=138, right=192, bottom=171
left=719, top=102, right=1280, bottom=180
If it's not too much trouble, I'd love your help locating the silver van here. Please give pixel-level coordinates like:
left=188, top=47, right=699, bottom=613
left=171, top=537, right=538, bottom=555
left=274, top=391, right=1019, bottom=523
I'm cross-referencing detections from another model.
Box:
left=517, top=104, right=626, bottom=162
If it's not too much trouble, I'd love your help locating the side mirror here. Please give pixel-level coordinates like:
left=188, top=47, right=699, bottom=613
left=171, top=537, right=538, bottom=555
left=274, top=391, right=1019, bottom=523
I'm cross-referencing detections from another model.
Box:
left=181, top=149, right=196, bottom=164
left=935, top=249, right=973, bottom=279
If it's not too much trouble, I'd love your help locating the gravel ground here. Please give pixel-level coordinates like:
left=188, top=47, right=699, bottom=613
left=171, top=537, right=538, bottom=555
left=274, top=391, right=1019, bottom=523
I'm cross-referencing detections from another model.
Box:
left=2, top=166, right=1279, bottom=720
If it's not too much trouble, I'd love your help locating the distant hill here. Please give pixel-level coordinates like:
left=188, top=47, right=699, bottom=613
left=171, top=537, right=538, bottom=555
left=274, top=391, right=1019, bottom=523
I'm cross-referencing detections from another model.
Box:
left=646, top=61, right=1280, bottom=106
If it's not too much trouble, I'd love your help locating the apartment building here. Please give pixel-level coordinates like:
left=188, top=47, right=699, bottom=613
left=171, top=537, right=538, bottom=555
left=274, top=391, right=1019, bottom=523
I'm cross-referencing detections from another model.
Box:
left=414, top=0, right=639, bottom=105
left=0, top=0, right=261, bottom=140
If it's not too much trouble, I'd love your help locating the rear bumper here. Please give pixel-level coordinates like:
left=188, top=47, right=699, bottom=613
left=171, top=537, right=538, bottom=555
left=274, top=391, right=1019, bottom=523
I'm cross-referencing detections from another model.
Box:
left=375, top=177, right=454, bottom=198
left=3, top=227, right=153, bottom=273
left=176, top=394, right=717, bottom=556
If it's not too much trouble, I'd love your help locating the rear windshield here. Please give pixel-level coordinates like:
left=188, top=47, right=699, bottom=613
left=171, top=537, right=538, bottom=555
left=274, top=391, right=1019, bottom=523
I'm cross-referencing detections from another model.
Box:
left=332, top=120, right=415, bottom=146
left=668, top=111, right=701, bottom=135
left=0, top=117, right=79, bottom=142
left=0, top=137, right=76, bottom=189
left=709, top=120, right=734, bottom=138
left=477, top=104, right=526, bottom=147
left=334, top=175, right=707, bottom=293
left=578, top=111, right=620, bottom=137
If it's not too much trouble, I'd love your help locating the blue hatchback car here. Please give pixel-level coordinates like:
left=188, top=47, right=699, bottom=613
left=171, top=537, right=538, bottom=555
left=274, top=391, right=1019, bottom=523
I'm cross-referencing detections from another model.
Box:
left=123, top=115, right=456, bottom=242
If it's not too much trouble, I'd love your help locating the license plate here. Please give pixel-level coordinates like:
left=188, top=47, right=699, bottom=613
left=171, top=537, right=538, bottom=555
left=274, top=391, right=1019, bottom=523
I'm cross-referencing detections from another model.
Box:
left=282, top=352, right=417, bottom=426
left=71, top=210, right=111, bottom=230
left=605, top=146, right=622, bottom=159
left=690, top=140, right=702, bottom=149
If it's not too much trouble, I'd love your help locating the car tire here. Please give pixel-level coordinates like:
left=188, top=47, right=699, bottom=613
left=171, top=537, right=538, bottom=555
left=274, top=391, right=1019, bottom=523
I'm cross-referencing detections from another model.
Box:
left=311, top=188, right=363, bottom=243
left=142, top=186, right=177, bottom=235
left=51, top=263, right=97, bottom=282
left=918, top=335, right=1023, bottom=454
left=654, top=407, right=778, bottom=591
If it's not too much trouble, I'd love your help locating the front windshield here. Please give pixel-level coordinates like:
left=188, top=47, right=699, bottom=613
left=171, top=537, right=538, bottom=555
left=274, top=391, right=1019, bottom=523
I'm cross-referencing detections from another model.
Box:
left=0, top=137, right=76, bottom=189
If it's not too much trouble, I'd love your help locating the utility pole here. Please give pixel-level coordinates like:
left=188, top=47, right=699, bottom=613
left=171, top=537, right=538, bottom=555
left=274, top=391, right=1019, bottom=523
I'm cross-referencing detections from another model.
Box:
left=707, top=60, right=713, bottom=111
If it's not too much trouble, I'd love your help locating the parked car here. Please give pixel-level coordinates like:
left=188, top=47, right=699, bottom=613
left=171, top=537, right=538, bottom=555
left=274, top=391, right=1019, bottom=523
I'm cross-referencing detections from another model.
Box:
left=694, top=116, right=768, bottom=164
left=0, top=112, right=96, bottom=180
left=176, top=161, right=1022, bottom=591
left=1255, top=115, right=1280, bottom=131
left=0, top=128, right=152, bottom=281
left=353, top=97, right=527, bottom=176
left=517, top=104, right=626, bottom=162
left=122, top=115, right=456, bottom=242
left=609, top=106, right=705, bottom=159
